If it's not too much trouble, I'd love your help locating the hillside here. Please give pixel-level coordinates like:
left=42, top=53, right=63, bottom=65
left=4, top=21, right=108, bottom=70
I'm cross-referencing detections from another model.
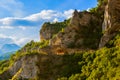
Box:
left=0, top=0, right=120, bottom=80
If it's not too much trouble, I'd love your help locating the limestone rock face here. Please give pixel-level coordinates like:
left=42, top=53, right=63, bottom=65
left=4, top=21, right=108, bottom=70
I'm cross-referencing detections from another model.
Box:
left=40, top=20, right=69, bottom=41
left=1, top=0, right=120, bottom=79
left=40, top=22, right=56, bottom=41
left=99, top=0, right=120, bottom=48
left=51, top=10, right=102, bottom=49
left=9, top=55, right=39, bottom=80
left=0, top=53, right=65, bottom=80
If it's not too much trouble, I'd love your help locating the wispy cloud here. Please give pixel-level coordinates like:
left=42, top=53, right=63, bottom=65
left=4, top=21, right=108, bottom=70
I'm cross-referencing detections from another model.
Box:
left=53, top=18, right=59, bottom=22
left=63, top=9, right=74, bottom=19
left=0, top=0, right=24, bottom=18
left=24, top=9, right=74, bottom=21
left=0, top=9, right=74, bottom=27
left=0, top=9, right=74, bottom=46
left=24, top=10, right=60, bottom=21
left=0, top=26, right=14, bottom=29
left=0, top=33, right=32, bottom=46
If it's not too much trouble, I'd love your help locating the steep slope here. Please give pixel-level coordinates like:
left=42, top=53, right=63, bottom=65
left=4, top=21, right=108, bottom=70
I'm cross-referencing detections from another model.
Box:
left=50, top=10, right=102, bottom=49
left=0, top=34, right=120, bottom=80
left=0, top=0, right=120, bottom=80
left=40, top=20, right=70, bottom=41
left=99, top=0, right=120, bottom=48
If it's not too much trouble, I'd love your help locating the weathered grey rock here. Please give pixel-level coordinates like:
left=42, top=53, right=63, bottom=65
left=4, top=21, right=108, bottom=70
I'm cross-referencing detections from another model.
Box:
left=51, top=10, right=101, bottom=49
left=8, top=55, right=39, bottom=80
left=99, top=0, right=120, bottom=48
left=40, top=23, right=55, bottom=41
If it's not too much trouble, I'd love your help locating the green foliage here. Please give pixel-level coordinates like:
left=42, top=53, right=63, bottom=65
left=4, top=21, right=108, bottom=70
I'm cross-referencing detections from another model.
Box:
left=89, top=0, right=107, bottom=20
left=97, top=0, right=108, bottom=6
left=106, top=32, right=120, bottom=47
left=24, top=40, right=49, bottom=49
left=57, top=77, right=68, bottom=80
left=58, top=46, right=120, bottom=80
left=57, top=32, right=120, bottom=79
left=89, top=7, right=98, bottom=13
left=61, top=28, right=64, bottom=32
left=0, top=9, right=119, bottom=79
left=0, top=60, right=10, bottom=74
left=0, top=32, right=120, bottom=80
left=11, top=40, right=49, bottom=60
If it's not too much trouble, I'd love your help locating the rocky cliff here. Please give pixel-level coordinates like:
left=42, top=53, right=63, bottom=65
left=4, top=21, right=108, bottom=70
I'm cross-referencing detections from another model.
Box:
left=50, top=10, right=102, bottom=49
left=99, top=0, right=120, bottom=48
left=40, top=20, right=70, bottom=41
left=0, top=0, right=120, bottom=80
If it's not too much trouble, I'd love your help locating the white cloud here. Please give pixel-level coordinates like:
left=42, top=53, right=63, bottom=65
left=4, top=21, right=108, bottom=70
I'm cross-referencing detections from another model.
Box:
left=18, top=26, right=27, bottom=30
left=0, top=0, right=24, bottom=17
left=0, top=17, right=13, bottom=25
left=0, top=34, right=7, bottom=38
left=0, top=9, right=75, bottom=47
left=13, top=38, right=31, bottom=46
left=87, top=8, right=90, bottom=12
left=24, top=9, right=74, bottom=21
left=0, top=9, right=74, bottom=27
left=0, top=34, right=30, bottom=46
left=0, top=26, right=14, bottom=29
left=24, top=10, right=61, bottom=21
left=0, top=34, right=15, bottom=41
left=0, top=17, right=14, bottom=25
left=63, top=9, right=74, bottom=19
left=53, top=18, right=59, bottom=22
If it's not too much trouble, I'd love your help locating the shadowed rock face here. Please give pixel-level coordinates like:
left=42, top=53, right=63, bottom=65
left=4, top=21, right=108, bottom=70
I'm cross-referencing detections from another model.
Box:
left=0, top=54, right=66, bottom=80
left=0, top=55, right=39, bottom=80
left=50, top=10, right=101, bottom=49
left=99, top=0, right=120, bottom=48
left=1, top=0, right=120, bottom=79
left=40, top=20, right=69, bottom=41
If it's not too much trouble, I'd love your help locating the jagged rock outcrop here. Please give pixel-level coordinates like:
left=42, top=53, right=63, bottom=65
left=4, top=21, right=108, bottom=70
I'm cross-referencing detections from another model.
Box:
left=40, top=20, right=69, bottom=41
left=99, top=0, right=120, bottom=48
left=50, top=10, right=102, bottom=49
left=0, top=55, right=39, bottom=80
left=0, top=53, right=70, bottom=80
left=40, top=22, right=56, bottom=41
left=1, top=0, right=120, bottom=79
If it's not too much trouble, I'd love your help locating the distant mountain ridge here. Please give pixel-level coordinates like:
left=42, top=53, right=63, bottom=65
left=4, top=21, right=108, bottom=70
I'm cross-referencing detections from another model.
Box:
left=0, top=0, right=120, bottom=79
left=0, top=44, right=20, bottom=53
left=0, top=38, right=13, bottom=48
left=0, top=44, right=20, bottom=60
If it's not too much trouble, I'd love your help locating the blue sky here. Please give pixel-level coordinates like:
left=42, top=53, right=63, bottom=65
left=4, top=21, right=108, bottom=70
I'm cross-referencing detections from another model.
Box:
left=0, top=0, right=97, bottom=47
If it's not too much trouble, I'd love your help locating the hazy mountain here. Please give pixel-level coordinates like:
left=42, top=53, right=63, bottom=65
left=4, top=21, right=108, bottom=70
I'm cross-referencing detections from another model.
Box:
left=0, top=50, right=3, bottom=54
left=0, top=44, right=20, bottom=60
left=0, top=38, right=14, bottom=48
left=0, top=0, right=120, bottom=79
left=1, top=44, right=20, bottom=53
left=0, top=51, right=15, bottom=60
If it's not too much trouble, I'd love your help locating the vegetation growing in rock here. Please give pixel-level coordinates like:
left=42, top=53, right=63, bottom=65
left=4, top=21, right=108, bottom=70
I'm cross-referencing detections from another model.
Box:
left=57, top=36, right=120, bottom=79
left=0, top=0, right=120, bottom=79
left=0, top=60, right=9, bottom=74
left=40, top=19, right=70, bottom=40
left=0, top=31, right=120, bottom=80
